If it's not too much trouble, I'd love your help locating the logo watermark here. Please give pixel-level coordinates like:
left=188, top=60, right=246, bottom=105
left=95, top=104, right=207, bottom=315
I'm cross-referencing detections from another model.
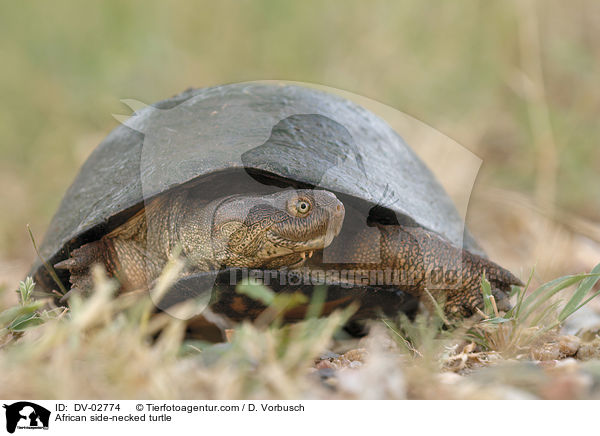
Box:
left=3, top=402, right=50, bottom=434
left=229, top=267, right=462, bottom=289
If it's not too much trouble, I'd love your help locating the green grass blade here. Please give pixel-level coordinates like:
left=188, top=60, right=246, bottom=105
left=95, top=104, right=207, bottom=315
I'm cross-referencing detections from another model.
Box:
left=519, top=274, right=593, bottom=322
left=9, top=313, right=44, bottom=331
left=480, top=317, right=512, bottom=325
left=27, top=225, right=68, bottom=296
left=558, top=263, right=600, bottom=322
left=480, top=273, right=494, bottom=316
left=0, top=301, right=45, bottom=326
left=573, top=289, right=600, bottom=314
left=423, top=288, right=450, bottom=326
left=530, top=300, right=562, bottom=328
left=236, top=279, right=275, bottom=306
left=522, top=274, right=583, bottom=308
left=305, top=285, right=327, bottom=319
left=513, top=268, right=535, bottom=318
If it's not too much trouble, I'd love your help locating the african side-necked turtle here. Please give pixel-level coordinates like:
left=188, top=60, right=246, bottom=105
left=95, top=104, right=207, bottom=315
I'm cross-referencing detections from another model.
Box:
left=30, top=83, right=522, bottom=320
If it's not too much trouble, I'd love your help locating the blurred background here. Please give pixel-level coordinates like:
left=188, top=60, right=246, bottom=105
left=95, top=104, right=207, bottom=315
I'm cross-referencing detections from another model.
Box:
left=1, top=0, right=599, bottom=301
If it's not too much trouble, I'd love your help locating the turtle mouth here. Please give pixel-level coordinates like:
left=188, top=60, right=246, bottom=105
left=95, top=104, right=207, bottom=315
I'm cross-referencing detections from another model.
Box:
left=298, top=249, right=315, bottom=261
left=286, top=250, right=315, bottom=268
left=258, top=231, right=328, bottom=266
left=266, top=232, right=332, bottom=252
left=256, top=244, right=316, bottom=269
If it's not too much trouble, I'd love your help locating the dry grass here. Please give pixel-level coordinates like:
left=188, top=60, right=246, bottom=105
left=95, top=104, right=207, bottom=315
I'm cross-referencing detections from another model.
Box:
left=1, top=258, right=600, bottom=400
left=1, top=1, right=600, bottom=400
left=0, top=267, right=355, bottom=399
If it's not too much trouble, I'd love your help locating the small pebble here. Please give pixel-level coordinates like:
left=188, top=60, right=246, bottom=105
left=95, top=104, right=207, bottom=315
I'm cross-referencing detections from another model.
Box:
left=315, top=360, right=337, bottom=370
left=576, top=339, right=600, bottom=361
left=338, top=358, right=351, bottom=367
left=342, top=348, right=368, bottom=362
left=558, top=335, right=581, bottom=357
left=532, top=342, right=560, bottom=361
left=319, top=351, right=340, bottom=360
left=316, top=367, right=336, bottom=380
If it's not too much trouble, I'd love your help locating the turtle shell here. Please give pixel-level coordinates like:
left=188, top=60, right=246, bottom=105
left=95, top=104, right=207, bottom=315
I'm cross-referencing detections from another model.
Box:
left=30, top=82, right=482, bottom=292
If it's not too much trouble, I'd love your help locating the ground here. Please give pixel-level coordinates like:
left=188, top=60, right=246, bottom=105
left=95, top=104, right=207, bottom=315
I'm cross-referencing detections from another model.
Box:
left=1, top=1, right=600, bottom=400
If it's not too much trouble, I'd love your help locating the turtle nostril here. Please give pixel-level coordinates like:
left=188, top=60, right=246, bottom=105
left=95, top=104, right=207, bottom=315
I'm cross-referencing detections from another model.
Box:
left=336, top=205, right=342, bottom=212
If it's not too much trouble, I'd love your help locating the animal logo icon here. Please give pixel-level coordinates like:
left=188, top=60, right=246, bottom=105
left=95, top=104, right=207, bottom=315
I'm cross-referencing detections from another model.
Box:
left=3, top=402, right=50, bottom=433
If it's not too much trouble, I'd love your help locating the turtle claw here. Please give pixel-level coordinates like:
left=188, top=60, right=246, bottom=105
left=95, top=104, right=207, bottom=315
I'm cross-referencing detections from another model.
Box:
left=59, top=287, right=83, bottom=303
left=54, top=258, right=77, bottom=270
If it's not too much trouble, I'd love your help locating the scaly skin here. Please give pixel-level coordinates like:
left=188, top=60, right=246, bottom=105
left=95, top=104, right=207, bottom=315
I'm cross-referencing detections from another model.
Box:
left=55, top=189, right=344, bottom=294
left=317, top=223, right=523, bottom=318
left=56, top=187, right=521, bottom=320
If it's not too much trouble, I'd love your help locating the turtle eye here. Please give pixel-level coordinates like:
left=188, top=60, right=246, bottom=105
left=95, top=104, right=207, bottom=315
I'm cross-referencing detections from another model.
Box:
left=294, top=199, right=312, bottom=216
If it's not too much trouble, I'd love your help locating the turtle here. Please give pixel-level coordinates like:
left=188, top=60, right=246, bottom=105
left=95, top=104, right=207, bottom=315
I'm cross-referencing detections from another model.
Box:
left=29, top=82, right=523, bottom=324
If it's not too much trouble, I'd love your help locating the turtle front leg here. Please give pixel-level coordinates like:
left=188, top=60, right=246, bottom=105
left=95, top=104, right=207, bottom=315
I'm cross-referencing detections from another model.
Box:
left=431, top=258, right=519, bottom=319
left=374, top=225, right=521, bottom=319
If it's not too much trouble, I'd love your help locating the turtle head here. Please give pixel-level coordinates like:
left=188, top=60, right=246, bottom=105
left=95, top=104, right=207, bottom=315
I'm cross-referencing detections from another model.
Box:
left=213, top=189, right=345, bottom=268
